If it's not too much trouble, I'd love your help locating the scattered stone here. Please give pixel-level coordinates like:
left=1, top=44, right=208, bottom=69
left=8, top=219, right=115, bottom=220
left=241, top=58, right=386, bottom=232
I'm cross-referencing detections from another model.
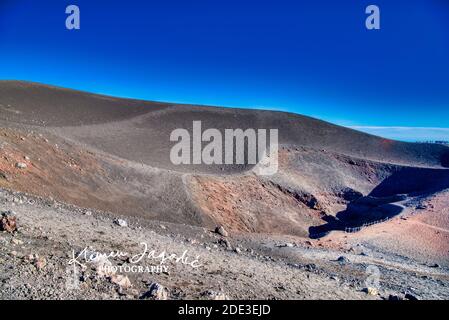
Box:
left=215, top=225, right=228, bottom=237
left=304, top=263, right=317, bottom=272
left=201, top=290, right=230, bottom=300
left=187, top=238, right=198, bottom=245
left=91, top=255, right=115, bottom=277
left=405, top=293, right=419, bottom=301
left=336, top=256, right=350, bottom=264
left=1, top=210, right=17, bottom=233
left=288, top=263, right=300, bottom=268
left=0, top=171, right=9, bottom=181
left=363, top=287, right=378, bottom=296
left=141, top=282, right=168, bottom=300
left=34, top=257, right=47, bottom=270
left=430, top=263, right=440, bottom=268
left=15, top=162, right=27, bottom=169
left=218, top=238, right=232, bottom=250
left=114, top=219, right=128, bottom=228
left=110, top=274, right=132, bottom=289
left=278, top=243, right=294, bottom=248
left=11, top=238, right=23, bottom=245
left=234, top=247, right=242, bottom=254
left=27, top=254, right=47, bottom=270
left=24, top=156, right=30, bottom=161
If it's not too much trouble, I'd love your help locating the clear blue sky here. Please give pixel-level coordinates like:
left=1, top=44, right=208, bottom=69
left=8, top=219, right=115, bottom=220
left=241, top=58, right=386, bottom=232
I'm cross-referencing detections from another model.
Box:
left=0, top=0, right=448, bottom=141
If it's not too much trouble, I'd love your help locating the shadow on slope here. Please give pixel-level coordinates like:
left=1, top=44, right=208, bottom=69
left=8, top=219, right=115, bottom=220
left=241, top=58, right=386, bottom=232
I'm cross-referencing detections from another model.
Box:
left=309, top=167, right=449, bottom=238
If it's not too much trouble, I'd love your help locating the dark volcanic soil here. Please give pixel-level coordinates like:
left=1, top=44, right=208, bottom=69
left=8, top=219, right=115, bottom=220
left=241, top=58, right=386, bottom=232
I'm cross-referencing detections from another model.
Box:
left=1, top=81, right=449, bottom=300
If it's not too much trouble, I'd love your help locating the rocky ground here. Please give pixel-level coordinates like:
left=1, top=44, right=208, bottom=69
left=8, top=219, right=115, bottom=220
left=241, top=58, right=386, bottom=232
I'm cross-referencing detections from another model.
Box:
left=1, top=81, right=449, bottom=300
left=1, top=187, right=448, bottom=300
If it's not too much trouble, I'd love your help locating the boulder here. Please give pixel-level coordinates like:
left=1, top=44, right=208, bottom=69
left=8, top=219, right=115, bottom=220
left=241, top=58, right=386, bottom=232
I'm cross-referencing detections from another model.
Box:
left=278, top=243, right=294, bottom=248
left=1, top=210, right=17, bottom=233
left=34, top=257, right=47, bottom=270
left=201, top=290, right=230, bottom=300
left=91, top=255, right=115, bottom=277
left=215, top=225, right=228, bottom=237
left=218, top=238, right=232, bottom=250
left=337, top=256, right=350, bottom=264
left=363, top=287, right=378, bottom=296
left=0, top=171, right=9, bottom=181
left=114, top=219, right=128, bottom=228
left=388, top=294, right=403, bottom=301
left=405, top=293, right=419, bottom=301
left=110, top=274, right=132, bottom=289
left=141, top=282, right=168, bottom=300
left=15, top=162, right=27, bottom=169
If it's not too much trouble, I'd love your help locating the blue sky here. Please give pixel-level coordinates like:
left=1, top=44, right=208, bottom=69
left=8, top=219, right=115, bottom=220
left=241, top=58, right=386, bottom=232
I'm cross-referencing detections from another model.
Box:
left=0, top=0, right=448, bottom=141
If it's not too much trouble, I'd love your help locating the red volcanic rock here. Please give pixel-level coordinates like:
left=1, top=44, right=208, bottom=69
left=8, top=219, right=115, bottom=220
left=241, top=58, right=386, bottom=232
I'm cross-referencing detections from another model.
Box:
left=1, top=210, right=17, bottom=233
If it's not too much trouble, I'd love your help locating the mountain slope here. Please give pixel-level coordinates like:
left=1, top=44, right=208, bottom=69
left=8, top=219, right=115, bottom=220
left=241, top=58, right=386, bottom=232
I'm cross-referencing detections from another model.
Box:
left=1, top=81, right=448, bottom=172
left=1, top=80, right=449, bottom=238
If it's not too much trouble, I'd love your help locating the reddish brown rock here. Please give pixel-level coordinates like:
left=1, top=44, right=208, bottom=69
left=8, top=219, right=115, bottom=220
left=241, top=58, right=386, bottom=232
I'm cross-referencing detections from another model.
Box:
left=0, top=211, right=17, bottom=233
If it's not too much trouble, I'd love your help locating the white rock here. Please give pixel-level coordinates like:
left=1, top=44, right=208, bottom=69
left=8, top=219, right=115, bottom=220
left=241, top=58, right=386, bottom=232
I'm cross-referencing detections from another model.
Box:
left=201, top=290, right=230, bottom=300
left=91, top=256, right=115, bottom=277
left=215, top=225, right=228, bottom=237
left=15, top=162, right=27, bottom=169
left=114, top=219, right=128, bottom=228
left=110, top=274, right=132, bottom=289
left=11, top=238, right=23, bottom=245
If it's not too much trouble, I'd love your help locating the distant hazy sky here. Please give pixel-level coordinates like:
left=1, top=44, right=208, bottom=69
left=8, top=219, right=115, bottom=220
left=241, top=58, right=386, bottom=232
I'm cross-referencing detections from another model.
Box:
left=0, top=0, right=448, bottom=141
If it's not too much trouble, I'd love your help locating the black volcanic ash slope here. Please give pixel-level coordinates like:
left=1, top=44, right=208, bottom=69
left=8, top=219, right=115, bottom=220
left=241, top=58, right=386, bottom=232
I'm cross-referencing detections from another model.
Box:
left=1, top=80, right=447, bottom=173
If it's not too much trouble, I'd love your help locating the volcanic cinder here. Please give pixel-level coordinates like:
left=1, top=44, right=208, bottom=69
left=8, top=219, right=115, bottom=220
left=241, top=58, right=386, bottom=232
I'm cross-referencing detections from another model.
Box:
left=1, top=80, right=448, bottom=300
